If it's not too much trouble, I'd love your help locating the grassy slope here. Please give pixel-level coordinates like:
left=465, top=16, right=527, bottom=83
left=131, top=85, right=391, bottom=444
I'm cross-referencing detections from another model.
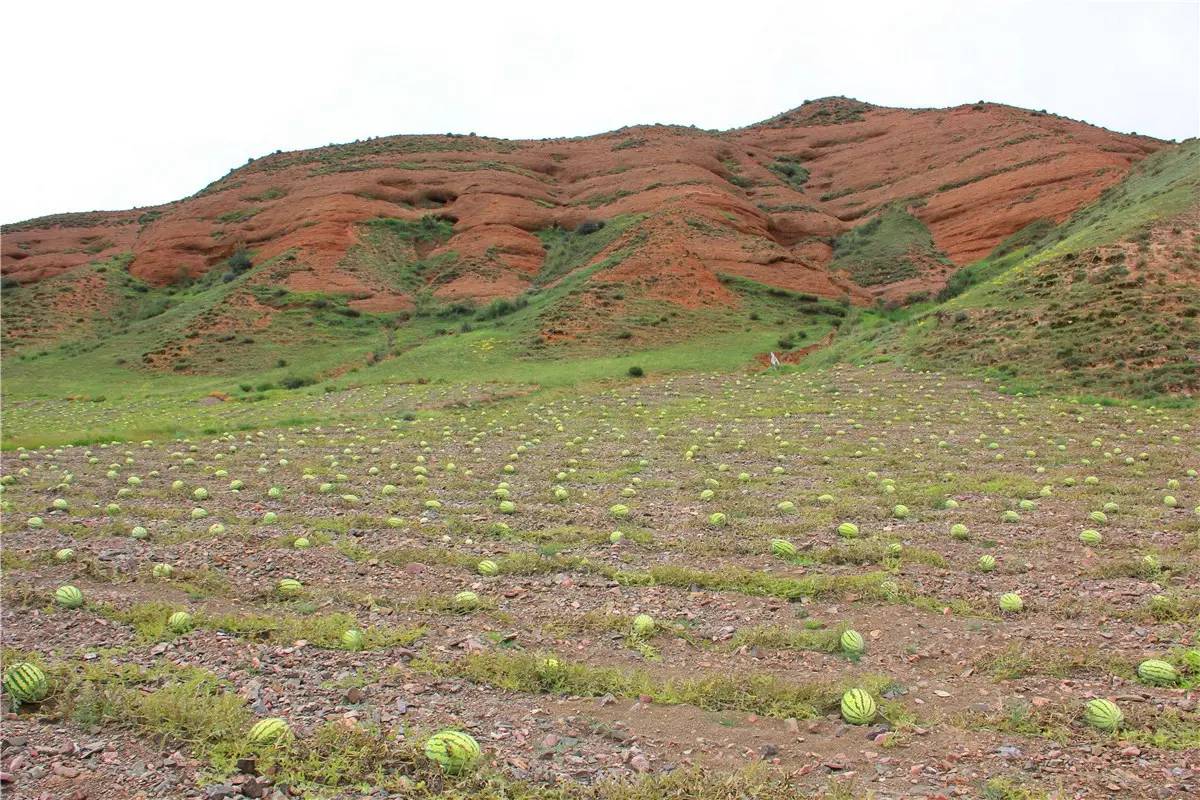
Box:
left=1, top=215, right=845, bottom=447
left=4, top=144, right=1198, bottom=447
left=808, top=140, right=1200, bottom=399
left=829, top=205, right=951, bottom=287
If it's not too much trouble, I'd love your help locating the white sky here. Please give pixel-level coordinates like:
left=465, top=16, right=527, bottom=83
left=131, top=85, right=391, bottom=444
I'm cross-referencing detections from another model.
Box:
left=3, top=0, right=1197, bottom=223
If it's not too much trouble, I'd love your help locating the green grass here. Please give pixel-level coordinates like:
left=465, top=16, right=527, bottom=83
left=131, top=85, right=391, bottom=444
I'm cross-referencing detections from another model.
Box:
left=830, top=205, right=952, bottom=287
left=411, top=650, right=901, bottom=721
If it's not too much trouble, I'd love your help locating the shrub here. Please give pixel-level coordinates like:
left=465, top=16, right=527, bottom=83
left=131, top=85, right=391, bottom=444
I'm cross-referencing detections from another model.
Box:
left=228, top=250, right=252, bottom=273
left=628, top=366, right=644, bottom=377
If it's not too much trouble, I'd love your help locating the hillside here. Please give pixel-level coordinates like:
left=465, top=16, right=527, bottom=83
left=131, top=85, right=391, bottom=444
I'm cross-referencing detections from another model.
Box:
left=5, top=97, right=1194, bottom=410
left=810, top=139, right=1200, bottom=398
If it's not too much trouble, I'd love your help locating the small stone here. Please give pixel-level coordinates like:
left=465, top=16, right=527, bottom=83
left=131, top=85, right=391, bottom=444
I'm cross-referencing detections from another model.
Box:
left=758, top=743, right=779, bottom=758
left=629, top=754, right=651, bottom=773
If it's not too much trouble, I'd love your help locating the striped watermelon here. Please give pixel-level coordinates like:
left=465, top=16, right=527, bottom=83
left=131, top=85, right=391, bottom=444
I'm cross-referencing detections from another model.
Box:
left=770, top=539, right=797, bottom=559
left=247, top=717, right=291, bottom=746
left=977, top=554, right=997, bottom=572
left=1136, top=659, right=1178, bottom=686
left=632, top=614, right=655, bottom=636
left=840, top=629, right=865, bottom=656
left=3, top=662, right=49, bottom=706
left=424, top=729, right=481, bottom=774
left=1083, top=698, right=1123, bottom=731
left=477, top=559, right=499, bottom=577
left=836, top=522, right=859, bottom=538
left=54, top=585, right=84, bottom=609
left=277, top=578, right=303, bottom=597
left=167, top=611, right=193, bottom=634
left=341, top=629, right=365, bottom=651
left=999, top=592, right=1023, bottom=613
left=840, top=688, right=877, bottom=725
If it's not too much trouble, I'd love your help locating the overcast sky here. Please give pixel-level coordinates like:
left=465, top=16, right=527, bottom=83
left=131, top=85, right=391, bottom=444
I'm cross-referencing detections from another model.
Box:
left=3, top=0, right=1197, bottom=223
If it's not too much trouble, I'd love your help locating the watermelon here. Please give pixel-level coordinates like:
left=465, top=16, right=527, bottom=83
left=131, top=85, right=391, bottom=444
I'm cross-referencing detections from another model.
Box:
left=3, top=662, right=49, bottom=706
left=999, top=592, right=1024, bottom=613
left=609, top=504, right=630, bottom=519
left=840, top=629, right=865, bottom=656
left=707, top=512, right=727, bottom=527
left=54, top=585, right=84, bottom=609
left=277, top=578, right=303, bottom=597
left=836, top=522, right=859, bottom=539
left=977, top=554, right=997, bottom=572
left=152, top=563, right=174, bottom=578
left=477, top=559, right=500, bottom=577
left=53, top=548, right=74, bottom=562
left=840, top=688, right=877, bottom=724
left=293, top=537, right=310, bottom=549
left=167, top=611, right=193, bottom=634
left=1079, top=529, right=1102, bottom=545
left=632, top=614, right=655, bottom=636
left=770, top=539, right=797, bottom=559
left=247, top=717, right=291, bottom=746
left=454, top=591, right=480, bottom=610
left=892, top=505, right=910, bottom=519
left=1083, top=698, right=1123, bottom=731
left=424, top=729, right=481, bottom=774
left=498, top=500, right=516, bottom=514
left=1136, top=659, right=1178, bottom=686
left=777, top=501, right=796, bottom=514
left=341, top=629, right=365, bottom=651
left=950, top=523, right=969, bottom=540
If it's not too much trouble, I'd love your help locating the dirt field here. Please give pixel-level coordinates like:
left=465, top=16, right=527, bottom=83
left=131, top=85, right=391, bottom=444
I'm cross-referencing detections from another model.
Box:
left=1, top=365, right=1197, bottom=799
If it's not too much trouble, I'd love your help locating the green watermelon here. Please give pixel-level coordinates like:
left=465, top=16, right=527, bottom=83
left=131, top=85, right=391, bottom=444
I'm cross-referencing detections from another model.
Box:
left=247, top=717, right=291, bottom=746
left=54, top=585, right=84, bottom=609
left=424, top=729, right=481, bottom=774
left=1136, top=659, right=1178, bottom=686
left=770, top=539, right=797, bottom=559
left=840, top=688, right=877, bottom=724
left=167, top=611, right=193, bottom=633
left=277, top=578, right=303, bottom=597
left=840, top=629, right=865, bottom=656
left=999, top=592, right=1023, bottom=613
left=3, top=662, right=49, bottom=706
left=1083, top=698, right=1123, bottom=731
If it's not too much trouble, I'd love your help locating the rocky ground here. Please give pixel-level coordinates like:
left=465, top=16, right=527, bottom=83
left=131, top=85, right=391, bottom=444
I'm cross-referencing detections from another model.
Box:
left=1, top=365, right=1197, bottom=798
